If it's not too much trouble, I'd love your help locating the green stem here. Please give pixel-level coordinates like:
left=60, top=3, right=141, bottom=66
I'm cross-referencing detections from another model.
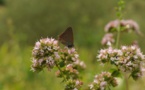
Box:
left=55, top=62, right=67, bottom=82
left=115, top=0, right=125, bottom=48
left=124, top=73, right=129, bottom=90
left=115, top=24, right=121, bottom=48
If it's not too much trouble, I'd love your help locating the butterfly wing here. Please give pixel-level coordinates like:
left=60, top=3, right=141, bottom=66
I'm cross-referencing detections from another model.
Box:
left=58, top=27, right=74, bottom=48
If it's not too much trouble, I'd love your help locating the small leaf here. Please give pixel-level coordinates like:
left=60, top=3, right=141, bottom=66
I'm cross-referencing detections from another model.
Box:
left=111, top=69, right=121, bottom=77
left=130, top=69, right=140, bottom=80
left=58, top=61, right=65, bottom=67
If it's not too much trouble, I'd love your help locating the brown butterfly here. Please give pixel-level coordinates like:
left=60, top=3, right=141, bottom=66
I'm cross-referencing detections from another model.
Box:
left=58, top=27, right=74, bottom=48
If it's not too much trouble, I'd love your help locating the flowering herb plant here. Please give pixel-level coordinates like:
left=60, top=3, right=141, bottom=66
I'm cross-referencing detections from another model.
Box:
left=31, top=0, right=145, bottom=90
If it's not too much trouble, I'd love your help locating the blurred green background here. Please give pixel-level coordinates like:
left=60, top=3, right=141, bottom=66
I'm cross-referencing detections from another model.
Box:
left=0, top=0, right=145, bottom=90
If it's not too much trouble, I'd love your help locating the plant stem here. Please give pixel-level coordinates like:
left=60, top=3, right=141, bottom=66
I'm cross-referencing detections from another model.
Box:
left=124, top=73, right=129, bottom=90
left=115, top=24, right=121, bottom=48
left=55, top=62, right=67, bottom=82
left=116, top=0, right=129, bottom=90
left=115, top=0, right=125, bottom=48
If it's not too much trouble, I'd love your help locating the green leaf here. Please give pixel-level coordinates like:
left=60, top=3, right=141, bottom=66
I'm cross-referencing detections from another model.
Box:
left=111, top=69, right=121, bottom=77
left=130, top=69, right=140, bottom=80
left=58, top=61, right=65, bottom=67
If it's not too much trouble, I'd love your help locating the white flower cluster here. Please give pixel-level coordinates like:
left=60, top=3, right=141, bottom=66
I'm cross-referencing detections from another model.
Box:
left=31, top=38, right=86, bottom=89
left=55, top=47, right=86, bottom=90
left=97, top=46, right=145, bottom=79
left=89, top=72, right=117, bottom=90
left=64, top=79, right=83, bottom=90
left=55, top=48, right=86, bottom=78
left=31, top=38, right=60, bottom=72
left=62, top=47, right=86, bottom=70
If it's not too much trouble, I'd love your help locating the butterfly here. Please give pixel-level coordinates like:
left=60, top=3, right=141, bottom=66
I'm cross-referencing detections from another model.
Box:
left=58, top=27, right=74, bottom=48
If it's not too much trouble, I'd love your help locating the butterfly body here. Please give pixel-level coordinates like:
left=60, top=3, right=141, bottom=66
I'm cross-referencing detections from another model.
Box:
left=58, top=27, right=74, bottom=48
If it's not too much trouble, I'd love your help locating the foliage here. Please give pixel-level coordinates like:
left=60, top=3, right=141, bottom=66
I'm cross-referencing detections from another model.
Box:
left=1, top=0, right=145, bottom=90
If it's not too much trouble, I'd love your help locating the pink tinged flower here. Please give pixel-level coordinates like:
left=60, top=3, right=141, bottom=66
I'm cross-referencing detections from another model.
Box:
left=110, top=57, right=115, bottom=61
left=44, top=38, right=51, bottom=44
left=55, top=70, right=61, bottom=77
left=72, top=57, right=77, bottom=61
left=117, top=50, right=123, bottom=56
left=32, top=59, right=38, bottom=67
left=75, top=80, right=80, bottom=85
left=73, top=88, right=78, bottom=90
left=95, top=75, right=98, bottom=78
left=114, top=49, right=118, bottom=53
left=48, top=56, right=53, bottom=61
left=100, top=49, right=106, bottom=53
left=74, top=54, right=79, bottom=58
left=38, top=59, right=45, bottom=65
left=53, top=40, right=58, bottom=45
left=126, top=61, right=132, bottom=66
left=89, top=84, right=94, bottom=89
left=100, top=87, right=105, bottom=90
left=72, top=54, right=79, bottom=62
left=122, top=46, right=127, bottom=50
left=102, top=55, right=108, bottom=59
left=123, top=20, right=142, bottom=36
left=35, top=41, right=41, bottom=49
left=80, top=61, right=86, bottom=68
left=75, top=80, right=83, bottom=86
left=132, top=41, right=139, bottom=48
left=43, top=57, right=55, bottom=68
left=101, top=33, right=114, bottom=46
left=32, top=58, right=37, bottom=63
left=133, top=55, right=138, bottom=59
left=93, top=79, right=99, bottom=84
left=140, top=54, right=145, bottom=60
left=107, top=48, right=113, bottom=54
left=50, top=38, right=55, bottom=42
left=74, top=60, right=86, bottom=68
left=97, top=54, right=102, bottom=59
left=74, top=60, right=79, bottom=65
left=104, top=20, right=120, bottom=32
left=100, top=81, right=107, bottom=88
left=66, top=64, right=73, bottom=68
left=54, top=46, right=59, bottom=50
left=127, top=56, right=130, bottom=60
left=54, top=52, right=60, bottom=60
left=136, top=49, right=145, bottom=59
left=68, top=48, right=76, bottom=54
left=107, top=41, right=112, bottom=46
left=47, top=46, right=52, bottom=51
left=141, top=68, right=145, bottom=72
left=131, top=45, right=136, bottom=50
left=32, top=50, right=37, bottom=56
left=66, top=64, right=77, bottom=73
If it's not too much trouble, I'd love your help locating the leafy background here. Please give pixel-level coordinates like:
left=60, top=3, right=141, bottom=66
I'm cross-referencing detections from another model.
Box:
left=0, top=0, right=145, bottom=90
